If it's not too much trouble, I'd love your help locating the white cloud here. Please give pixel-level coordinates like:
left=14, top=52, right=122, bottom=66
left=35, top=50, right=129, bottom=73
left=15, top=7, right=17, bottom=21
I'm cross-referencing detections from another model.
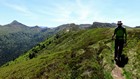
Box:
left=3, top=2, right=39, bottom=20
left=41, top=0, right=102, bottom=25
left=4, top=3, right=30, bottom=14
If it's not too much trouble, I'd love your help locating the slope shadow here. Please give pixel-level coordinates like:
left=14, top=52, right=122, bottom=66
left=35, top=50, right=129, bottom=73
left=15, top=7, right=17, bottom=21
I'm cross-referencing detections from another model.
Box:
left=115, top=54, right=128, bottom=68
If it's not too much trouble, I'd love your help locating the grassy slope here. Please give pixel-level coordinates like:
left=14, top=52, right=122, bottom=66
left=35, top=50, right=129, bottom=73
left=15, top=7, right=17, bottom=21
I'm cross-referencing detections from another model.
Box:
left=0, top=28, right=139, bottom=79
left=122, top=28, right=140, bottom=79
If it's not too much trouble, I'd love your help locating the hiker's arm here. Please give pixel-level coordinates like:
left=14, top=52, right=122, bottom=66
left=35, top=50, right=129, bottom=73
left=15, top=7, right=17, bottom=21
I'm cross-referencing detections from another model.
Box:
left=112, top=29, right=116, bottom=40
left=112, top=34, right=115, bottom=40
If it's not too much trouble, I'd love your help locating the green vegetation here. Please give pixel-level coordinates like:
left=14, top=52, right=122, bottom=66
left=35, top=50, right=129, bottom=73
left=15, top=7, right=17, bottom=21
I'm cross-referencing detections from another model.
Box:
left=0, top=28, right=139, bottom=79
left=122, top=28, right=140, bottom=79
left=0, top=23, right=54, bottom=66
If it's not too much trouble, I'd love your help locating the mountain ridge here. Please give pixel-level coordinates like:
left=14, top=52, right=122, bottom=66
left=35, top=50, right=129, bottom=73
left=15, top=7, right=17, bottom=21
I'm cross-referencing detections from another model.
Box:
left=1, top=20, right=132, bottom=28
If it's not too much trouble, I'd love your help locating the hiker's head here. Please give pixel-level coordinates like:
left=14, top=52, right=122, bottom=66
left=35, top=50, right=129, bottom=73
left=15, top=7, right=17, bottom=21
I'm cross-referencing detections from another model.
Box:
left=117, top=21, right=122, bottom=27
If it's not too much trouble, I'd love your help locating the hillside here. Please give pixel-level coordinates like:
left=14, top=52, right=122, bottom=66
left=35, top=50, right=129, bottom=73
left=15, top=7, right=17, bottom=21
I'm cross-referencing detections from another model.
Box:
left=0, top=21, right=90, bottom=66
left=0, top=20, right=54, bottom=66
left=0, top=28, right=139, bottom=79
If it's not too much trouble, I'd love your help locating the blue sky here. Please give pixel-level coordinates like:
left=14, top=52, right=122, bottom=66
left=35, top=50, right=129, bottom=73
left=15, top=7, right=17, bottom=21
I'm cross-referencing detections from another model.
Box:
left=0, top=0, right=140, bottom=27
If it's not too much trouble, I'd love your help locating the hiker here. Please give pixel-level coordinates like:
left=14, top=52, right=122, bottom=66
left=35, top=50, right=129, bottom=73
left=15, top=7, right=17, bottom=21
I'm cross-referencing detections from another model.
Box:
left=112, top=21, right=127, bottom=61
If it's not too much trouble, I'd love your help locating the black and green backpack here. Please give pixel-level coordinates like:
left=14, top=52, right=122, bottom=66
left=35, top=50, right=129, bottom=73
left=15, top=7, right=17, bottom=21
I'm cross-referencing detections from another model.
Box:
left=115, top=27, right=126, bottom=39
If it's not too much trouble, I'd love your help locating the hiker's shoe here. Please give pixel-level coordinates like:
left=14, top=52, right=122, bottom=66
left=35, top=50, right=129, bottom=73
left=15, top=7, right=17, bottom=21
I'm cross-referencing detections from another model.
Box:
left=114, top=57, right=118, bottom=61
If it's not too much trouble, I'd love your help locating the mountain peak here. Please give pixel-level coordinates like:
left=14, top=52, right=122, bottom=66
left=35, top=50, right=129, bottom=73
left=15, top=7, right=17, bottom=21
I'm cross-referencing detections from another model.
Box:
left=8, top=20, right=28, bottom=28
left=10, top=20, right=21, bottom=25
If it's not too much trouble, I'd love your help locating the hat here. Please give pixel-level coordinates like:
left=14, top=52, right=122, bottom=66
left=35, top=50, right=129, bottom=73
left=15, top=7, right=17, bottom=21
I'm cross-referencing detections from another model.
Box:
left=117, top=21, right=122, bottom=25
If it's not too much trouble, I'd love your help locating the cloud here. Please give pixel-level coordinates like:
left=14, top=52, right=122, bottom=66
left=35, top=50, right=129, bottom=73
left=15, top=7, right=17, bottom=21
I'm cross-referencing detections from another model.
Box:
left=53, top=0, right=107, bottom=25
left=4, top=3, right=30, bottom=14
left=40, top=0, right=100, bottom=25
left=3, top=2, right=39, bottom=20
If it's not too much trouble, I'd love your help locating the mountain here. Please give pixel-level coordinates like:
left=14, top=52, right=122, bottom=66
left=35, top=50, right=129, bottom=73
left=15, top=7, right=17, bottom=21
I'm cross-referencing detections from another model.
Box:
left=54, top=23, right=83, bottom=32
left=0, top=21, right=90, bottom=66
left=0, top=21, right=131, bottom=66
left=90, top=22, right=130, bottom=28
left=0, top=28, right=139, bottom=79
left=0, top=20, right=133, bottom=66
left=135, top=26, right=140, bottom=28
left=9, top=20, right=27, bottom=27
left=0, top=21, right=54, bottom=66
left=0, top=28, right=113, bottom=78
left=79, top=24, right=91, bottom=28
left=90, top=22, right=116, bottom=28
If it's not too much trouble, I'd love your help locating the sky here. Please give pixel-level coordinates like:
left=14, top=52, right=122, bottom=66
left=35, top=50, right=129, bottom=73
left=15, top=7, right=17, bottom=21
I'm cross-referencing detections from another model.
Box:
left=0, top=0, right=140, bottom=27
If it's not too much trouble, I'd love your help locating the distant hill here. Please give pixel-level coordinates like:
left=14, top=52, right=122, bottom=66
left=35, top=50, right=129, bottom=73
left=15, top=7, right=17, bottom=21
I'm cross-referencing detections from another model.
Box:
left=135, top=26, right=140, bottom=28
left=54, top=23, right=80, bottom=32
left=9, top=20, right=28, bottom=27
left=90, top=22, right=130, bottom=28
left=79, top=24, right=92, bottom=28
left=90, top=22, right=116, bottom=28
left=0, top=21, right=53, bottom=66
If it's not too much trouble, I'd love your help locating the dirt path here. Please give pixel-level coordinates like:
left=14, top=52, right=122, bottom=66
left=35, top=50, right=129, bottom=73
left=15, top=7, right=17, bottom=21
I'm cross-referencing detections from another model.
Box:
left=111, top=65, right=125, bottom=79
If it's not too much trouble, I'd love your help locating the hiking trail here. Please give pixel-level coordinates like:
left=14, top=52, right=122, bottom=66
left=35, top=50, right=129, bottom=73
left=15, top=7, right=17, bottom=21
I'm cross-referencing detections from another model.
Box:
left=111, top=65, right=125, bottom=79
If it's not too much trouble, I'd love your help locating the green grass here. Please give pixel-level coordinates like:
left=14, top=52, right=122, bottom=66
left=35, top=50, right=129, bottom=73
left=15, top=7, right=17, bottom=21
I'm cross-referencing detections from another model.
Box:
left=0, top=28, right=140, bottom=79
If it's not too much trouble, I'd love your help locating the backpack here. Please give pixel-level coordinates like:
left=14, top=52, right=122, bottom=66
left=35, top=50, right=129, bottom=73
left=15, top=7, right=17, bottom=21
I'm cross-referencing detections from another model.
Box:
left=115, top=27, right=125, bottom=39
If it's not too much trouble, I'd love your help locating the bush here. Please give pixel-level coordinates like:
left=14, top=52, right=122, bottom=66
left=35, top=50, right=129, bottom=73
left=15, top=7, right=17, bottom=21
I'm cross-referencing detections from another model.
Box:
left=29, top=52, right=36, bottom=59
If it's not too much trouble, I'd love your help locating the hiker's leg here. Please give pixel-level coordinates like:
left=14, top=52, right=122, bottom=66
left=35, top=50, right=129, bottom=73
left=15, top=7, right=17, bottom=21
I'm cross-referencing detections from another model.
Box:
left=118, top=40, right=124, bottom=59
left=115, top=39, right=119, bottom=59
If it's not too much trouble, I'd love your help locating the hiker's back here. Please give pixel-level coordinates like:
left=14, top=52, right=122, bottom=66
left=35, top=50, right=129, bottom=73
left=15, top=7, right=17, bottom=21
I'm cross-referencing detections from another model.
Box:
left=115, top=27, right=126, bottom=40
